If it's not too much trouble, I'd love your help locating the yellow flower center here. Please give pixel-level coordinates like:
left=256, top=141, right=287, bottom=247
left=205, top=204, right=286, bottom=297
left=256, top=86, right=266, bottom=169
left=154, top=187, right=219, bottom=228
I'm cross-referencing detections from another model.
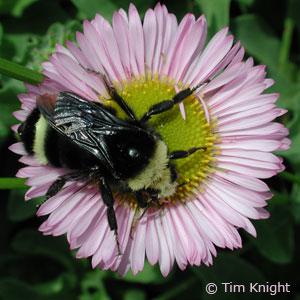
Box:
left=101, top=74, right=218, bottom=207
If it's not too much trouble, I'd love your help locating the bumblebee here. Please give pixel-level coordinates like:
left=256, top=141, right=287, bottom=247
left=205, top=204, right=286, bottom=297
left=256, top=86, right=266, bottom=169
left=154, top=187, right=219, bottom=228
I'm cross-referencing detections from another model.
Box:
left=18, top=77, right=204, bottom=252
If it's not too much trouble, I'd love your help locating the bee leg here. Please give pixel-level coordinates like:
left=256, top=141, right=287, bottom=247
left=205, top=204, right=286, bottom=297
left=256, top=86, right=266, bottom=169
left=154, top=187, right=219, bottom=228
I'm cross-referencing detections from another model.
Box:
left=169, top=147, right=206, bottom=160
left=129, top=196, right=162, bottom=239
left=130, top=208, right=140, bottom=239
left=138, top=195, right=160, bottom=221
left=129, top=191, right=148, bottom=238
left=135, top=191, right=147, bottom=208
left=99, top=177, right=121, bottom=255
left=131, top=194, right=161, bottom=237
left=101, top=75, right=137, bottom=121
left=46, top=169, right=95, bottom=198
left=140, top=83, right=203, bottom=122
left=46, top=178, right=66, bottom=199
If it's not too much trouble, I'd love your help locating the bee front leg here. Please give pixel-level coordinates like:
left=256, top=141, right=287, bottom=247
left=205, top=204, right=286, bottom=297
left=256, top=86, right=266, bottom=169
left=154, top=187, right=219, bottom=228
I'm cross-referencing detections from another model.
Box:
left=98, top=177, right=121, bottom=255
left=169, top=147, right=206, bottom=160
left=140, top=84, right=203, bottom=123
left=101, top=75, right=137, bottom=121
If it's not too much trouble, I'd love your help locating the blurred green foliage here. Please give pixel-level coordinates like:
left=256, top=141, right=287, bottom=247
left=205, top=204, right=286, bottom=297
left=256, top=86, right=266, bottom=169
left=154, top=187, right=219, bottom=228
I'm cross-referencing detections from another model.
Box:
left=0, top=0, right=299, bottom=299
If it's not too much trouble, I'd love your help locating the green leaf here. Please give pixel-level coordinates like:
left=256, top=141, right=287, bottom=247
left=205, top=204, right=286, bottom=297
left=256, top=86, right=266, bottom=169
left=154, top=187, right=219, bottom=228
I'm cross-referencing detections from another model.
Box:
left=0, top=0, right=70, bottom=33
left=235, top=0, right=255, bottom=5
left=11, top=0, right=39, bottom=17
left=0, top=57, right=43, bottom=84
left=153, top=277, right=198, bottom=300
left=72, top=0, right=118, bottom=20
left=268, top=191, right=290, bottom=205
left=266, top=66, right=300, bottom=110
left=0, top=23, right=3, bottom=47
left=0, top=278, right=44, bottom=300
left=6, top=189, right=44, bottom=222
left=26, top=21, right=82, bottom=72
left=79, top=270, right=110, bottom=300
left=192, top=254, right=265, bottom=300
left=124, top=289, right=146, bottom=300
left=0, top=0, right=14, bottom=14
left=11, top=229, right=75, bottom=272
left=250, top=205, right=294, bottom=264
left=289, top=181, right=300, bottom=223
left=0, top=95, right=20, bottom=145
left=0, top=254, right=77, bottom=299
left=279, top=95, right=300, bottom=167
left=0, top=21, right=80, bottom=77
left=0, top=0, right=39, bottom=16
left=286, top=0, right=300, bottom=46
left=195, top=0, right=230, bottom=30
left=32, top=273, right=77, bottom=297
left=0, top=33, right=39, bottom=63
left=119, top=260, right=169, bottom=284
left=71, top=0, right=151, bottom=21
left=231, top=14, right=300, bottom=112
left=0, top=75, right=25, bottom=145
left=0, top=274, right=76, bottom=300
left=231, top=14, right=281, bottom=70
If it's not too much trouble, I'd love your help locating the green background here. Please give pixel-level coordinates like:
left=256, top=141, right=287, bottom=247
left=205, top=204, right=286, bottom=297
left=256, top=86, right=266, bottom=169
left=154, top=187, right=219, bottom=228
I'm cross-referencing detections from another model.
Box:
left=0, top=0, right=299, bottom=299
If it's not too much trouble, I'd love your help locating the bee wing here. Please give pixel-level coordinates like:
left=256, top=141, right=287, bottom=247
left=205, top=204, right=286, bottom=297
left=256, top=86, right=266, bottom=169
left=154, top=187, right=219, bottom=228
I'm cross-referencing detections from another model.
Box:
left=37, top=91, right=140, bottom=178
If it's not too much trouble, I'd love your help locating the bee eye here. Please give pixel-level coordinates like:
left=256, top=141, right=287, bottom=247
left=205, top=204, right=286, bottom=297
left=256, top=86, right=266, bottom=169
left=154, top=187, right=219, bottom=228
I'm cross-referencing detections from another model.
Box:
left=128, top=148, right=140, bottom=159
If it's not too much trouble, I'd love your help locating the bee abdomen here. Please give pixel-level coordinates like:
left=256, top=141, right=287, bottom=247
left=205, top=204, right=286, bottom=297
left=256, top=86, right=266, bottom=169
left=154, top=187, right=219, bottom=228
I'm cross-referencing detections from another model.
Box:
left=19, top=108, right=99, bottom=170
left=18, top=108, right=40, bottom=155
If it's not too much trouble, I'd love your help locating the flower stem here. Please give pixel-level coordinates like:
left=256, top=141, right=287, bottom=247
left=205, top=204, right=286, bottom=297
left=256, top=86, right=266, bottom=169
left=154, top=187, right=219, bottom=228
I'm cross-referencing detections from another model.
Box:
left=0, top=177, right=27, bottom=189
left=0, top=57, right=44, bottom=85
left=278, top=16, right=294, bottom=73
left=278, top=171, right=300, bottom=184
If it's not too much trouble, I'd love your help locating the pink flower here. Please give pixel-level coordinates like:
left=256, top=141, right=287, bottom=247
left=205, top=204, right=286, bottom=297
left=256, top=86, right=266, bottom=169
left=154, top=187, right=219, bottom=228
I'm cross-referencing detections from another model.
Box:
left=10, top=3, right=290, bottom=276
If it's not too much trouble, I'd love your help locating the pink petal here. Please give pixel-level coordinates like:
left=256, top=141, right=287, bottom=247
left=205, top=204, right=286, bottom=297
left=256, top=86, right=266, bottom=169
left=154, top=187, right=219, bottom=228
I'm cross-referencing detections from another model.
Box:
left=128, top=3, right=145, bottom=75
left=146, top=216, right=159, bottom=265
left=9, top=142, right=27, bottom=155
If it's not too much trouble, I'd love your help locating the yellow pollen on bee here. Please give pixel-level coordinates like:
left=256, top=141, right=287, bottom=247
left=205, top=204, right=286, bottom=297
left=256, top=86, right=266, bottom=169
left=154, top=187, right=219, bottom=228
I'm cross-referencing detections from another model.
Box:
left=102, top=74, right=219, bottom=208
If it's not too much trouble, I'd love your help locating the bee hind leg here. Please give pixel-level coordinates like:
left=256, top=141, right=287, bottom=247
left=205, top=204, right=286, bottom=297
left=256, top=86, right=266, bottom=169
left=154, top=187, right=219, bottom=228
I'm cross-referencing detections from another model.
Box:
left=98, top=177, right=121, bottom=255
left=46, top=168, right=98, bottom=199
